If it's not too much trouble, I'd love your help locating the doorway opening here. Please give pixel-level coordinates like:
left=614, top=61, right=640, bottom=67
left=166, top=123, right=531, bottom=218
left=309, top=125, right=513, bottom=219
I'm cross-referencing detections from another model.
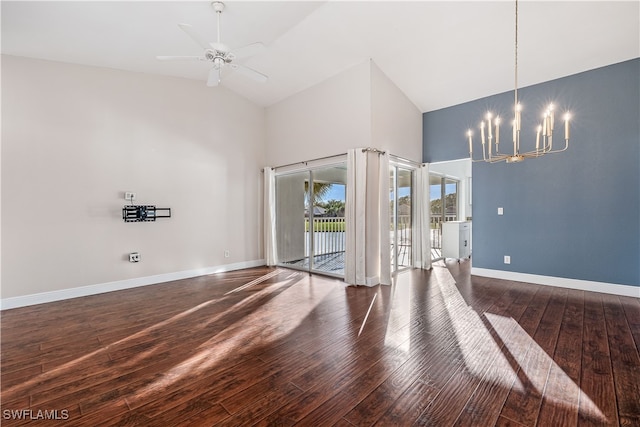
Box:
left=429, top=158, right=471, bottom=263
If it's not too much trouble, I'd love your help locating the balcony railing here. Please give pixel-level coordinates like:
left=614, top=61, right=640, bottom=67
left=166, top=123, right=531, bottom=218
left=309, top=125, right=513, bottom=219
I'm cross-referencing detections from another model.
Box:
left=299, top=213, right=458, bottom=270
left=304, top=215, right=411, bottom=256
left=305, top=217, right=346, bottom=257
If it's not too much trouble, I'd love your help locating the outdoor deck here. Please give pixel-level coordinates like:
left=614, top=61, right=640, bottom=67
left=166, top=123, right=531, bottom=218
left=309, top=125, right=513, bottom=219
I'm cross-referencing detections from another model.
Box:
left=280, top=217, right=452, bottom=276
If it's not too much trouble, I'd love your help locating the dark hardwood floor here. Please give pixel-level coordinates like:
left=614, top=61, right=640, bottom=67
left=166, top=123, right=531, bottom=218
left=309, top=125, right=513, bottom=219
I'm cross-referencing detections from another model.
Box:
left=1, top=261, right=639, bottom=426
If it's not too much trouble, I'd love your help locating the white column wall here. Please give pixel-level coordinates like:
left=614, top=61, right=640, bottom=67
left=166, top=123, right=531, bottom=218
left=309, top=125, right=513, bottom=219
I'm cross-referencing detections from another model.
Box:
left=265, top=61, right=372, bottom=167
left=370, top=61, right=422, bottom=162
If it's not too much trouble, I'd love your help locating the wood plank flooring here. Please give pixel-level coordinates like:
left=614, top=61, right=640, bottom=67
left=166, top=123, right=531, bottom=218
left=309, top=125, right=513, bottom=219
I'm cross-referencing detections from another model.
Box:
left=1, top=261, right=639, bottom=426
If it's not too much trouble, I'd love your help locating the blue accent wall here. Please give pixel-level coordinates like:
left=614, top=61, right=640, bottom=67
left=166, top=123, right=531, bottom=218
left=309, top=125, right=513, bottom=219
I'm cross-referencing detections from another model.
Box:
left=423, top=59, right=640, bottom=287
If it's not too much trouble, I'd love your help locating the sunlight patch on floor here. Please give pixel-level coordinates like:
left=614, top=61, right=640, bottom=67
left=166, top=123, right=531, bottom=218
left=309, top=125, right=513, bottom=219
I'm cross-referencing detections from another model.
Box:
left=383, top=280, right=412, bottom=352
left=224, top=269, right=283, bottom=295
left=358, top=293, right=377, bottom=338
left=128, top=273, right=336, bottom=404
left=1, top=270, right=295, bottom=401
left=485, top=312, right=606, bottom=422
left=437, top=267, right=606, bottom=423
left=1, top=293, right=229, bottom=398
left=436, top=268, right=523, bottom=390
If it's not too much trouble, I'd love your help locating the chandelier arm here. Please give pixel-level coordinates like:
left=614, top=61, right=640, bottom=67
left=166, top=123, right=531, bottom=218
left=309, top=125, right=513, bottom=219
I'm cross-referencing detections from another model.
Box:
left=519, top=150, right=543, bottom=158
left=488, top=156, right=509, bottom=163
left=470, top=155, right=507, bottom=163
left=522, top=145, right=547, bottom=156
left=542, top=140, right=570, bottom=155
left=470, top=157, right=489, bottom=163
left=520, top=140, right=569, bottom=157
left=542, top=133, right=558, bottom=152
left=477, top=149, right=512, bottom=163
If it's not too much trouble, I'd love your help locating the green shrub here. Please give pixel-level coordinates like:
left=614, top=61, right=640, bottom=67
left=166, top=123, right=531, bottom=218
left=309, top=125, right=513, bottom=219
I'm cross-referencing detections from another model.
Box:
left=305, top=219, right=346, bottom=232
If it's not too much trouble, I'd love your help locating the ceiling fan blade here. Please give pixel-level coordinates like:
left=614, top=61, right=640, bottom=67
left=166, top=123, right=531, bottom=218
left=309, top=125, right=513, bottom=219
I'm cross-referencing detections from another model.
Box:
left=230, top=64, right=268, bottom=83
left=207, top=67, right=221, bottom=87
left=156, top=55, right=203, bottom=61
left=178, top=23, right=211, bottom=50
left=230, top=42, right=265, bottom=60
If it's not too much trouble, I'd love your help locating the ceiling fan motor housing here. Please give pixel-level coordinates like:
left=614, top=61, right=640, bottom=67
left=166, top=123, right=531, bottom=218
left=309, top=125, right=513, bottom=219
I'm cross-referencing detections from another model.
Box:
left=212, top=2, right=225, bottom=13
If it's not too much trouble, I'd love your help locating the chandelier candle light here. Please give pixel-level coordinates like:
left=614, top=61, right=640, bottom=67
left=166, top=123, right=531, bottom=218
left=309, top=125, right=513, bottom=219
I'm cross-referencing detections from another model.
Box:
left=467, top=0, right=571, bottom=163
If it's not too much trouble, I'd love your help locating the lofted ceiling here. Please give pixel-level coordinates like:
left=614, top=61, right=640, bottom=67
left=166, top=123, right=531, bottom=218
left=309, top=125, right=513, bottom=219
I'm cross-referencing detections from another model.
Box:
left=2, top=1, right=638, bottom=112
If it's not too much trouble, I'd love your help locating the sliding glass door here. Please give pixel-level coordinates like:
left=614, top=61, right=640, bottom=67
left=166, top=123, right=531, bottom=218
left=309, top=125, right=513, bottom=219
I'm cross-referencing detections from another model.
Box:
left=275, top=171, right=309, bottom=270
left=275, top=164, right=347, bottom=277
left=390, top=165, right=413, bottom=272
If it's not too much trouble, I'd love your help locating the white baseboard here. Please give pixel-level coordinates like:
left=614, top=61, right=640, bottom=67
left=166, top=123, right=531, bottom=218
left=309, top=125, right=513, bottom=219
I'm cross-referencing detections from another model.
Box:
left=1, top=259, right=266, bottom=310
left=471, top=267, right=639, bottom=298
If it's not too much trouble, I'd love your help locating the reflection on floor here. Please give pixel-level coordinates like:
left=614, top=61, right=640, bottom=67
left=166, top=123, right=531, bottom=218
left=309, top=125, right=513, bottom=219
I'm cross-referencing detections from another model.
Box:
left=281, top=244, right=416, bottom=276
left=281, top=252, right=345, bottom=276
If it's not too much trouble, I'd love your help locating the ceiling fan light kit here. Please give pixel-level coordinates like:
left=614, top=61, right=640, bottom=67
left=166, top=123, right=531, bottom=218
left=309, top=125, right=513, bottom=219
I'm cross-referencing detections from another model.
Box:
left=157, top=1, right=268, bottom=87
left=467, top=0, right=571, bottom=164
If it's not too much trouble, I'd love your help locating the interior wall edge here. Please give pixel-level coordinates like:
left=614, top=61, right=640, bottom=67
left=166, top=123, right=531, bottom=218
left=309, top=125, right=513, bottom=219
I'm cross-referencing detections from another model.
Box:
left=0, top=259, right=266, bottom=311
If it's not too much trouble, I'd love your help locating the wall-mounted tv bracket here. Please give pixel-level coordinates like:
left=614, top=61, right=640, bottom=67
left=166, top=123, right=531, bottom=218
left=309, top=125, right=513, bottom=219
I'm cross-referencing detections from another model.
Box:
left=122, top=205, right=171, bottom=222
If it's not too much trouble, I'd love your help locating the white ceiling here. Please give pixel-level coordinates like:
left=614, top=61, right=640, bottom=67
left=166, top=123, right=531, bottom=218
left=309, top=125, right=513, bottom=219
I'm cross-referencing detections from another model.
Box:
left=2, top=1, right=638, bottom=112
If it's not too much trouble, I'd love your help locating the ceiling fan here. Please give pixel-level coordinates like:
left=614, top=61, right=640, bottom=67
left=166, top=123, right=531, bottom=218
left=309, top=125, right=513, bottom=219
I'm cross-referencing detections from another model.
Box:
left=157, top=1, right=268, bottom=87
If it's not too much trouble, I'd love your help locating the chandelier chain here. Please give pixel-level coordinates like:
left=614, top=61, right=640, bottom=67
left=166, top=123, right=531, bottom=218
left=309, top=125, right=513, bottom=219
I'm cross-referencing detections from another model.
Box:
left=514, top=0, right=518, bottom=109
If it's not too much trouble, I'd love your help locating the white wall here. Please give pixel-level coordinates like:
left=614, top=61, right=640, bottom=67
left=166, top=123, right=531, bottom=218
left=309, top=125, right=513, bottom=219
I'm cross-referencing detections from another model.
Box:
left=266, top=59, right=422, bottom=167
left=1, top=55, right=265, bottom=299
left=265, top=61, right=372, bottom=167
left=370, top=62, right=422, bottom=162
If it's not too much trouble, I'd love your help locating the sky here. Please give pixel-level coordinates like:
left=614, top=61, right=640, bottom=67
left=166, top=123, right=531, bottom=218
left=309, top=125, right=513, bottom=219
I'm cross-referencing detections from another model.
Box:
left=321, top=183, right=413, bottom=202
left=322, top=183, right=456, bottom=202
left=430, top=183, right=458, bottom=201
left=322, top=184, right=346, bottom=202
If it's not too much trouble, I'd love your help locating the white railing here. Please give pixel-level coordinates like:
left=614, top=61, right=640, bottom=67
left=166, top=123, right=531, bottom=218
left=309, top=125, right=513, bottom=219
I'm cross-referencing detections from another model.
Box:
left=305, top=218, right=346, bottom=257
left=305, top=214, right=457, bottom=258
left=305, top=215, right=414, bottom=259
left=394, top=215, right=411, bottom=243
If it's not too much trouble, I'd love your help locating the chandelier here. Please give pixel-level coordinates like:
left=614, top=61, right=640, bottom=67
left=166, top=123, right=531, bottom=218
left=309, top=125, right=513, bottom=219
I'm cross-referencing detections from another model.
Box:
left=468, top=0, right=571, bottom=163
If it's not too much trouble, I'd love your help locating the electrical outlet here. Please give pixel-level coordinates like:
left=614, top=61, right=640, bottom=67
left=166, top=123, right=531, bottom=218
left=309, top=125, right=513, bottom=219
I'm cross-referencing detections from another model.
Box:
left=498, top=207, right=504, bottom=215
left=125, top=192, right=136, bottom=201
left=504, top=255, right=511, bottom=264
left=129, top=252, right=140, bottom=263
left=224, top=250, right=230, bottom=258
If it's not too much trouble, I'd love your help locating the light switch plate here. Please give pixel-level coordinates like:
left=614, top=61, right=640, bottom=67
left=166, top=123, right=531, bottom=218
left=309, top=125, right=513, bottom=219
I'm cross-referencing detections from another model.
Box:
left=498, top=207, right=504, bottom=215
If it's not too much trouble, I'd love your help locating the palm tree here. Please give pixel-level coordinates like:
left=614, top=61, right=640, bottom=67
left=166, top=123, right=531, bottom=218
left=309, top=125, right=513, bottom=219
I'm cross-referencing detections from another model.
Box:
left=304, top=181, right=333, bottom=207
left=323, top=199, right=345, bottom=217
